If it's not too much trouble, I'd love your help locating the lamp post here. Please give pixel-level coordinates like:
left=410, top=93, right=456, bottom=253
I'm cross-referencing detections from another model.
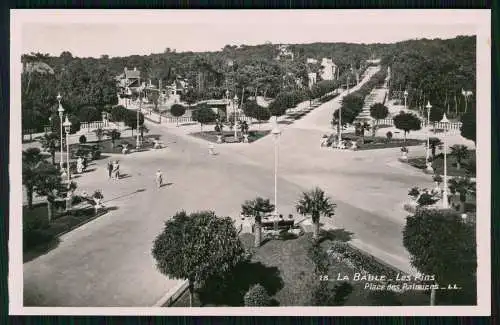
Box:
left=271, top=119, right=281, bottom=219
left=440, top=113, right=450, bottom=209
left=346, top=75, right=350, bottom=94
left=62, top=115, right=72, bottom=181
left=404, top=90, right=408, bottom=110
left=233, top=94, right=239, bottom=141
left=136, top=87, right=143, bottom=149
left=57, top=93, right=65, bottom=171
left=425, top=101, right=433, bottom=173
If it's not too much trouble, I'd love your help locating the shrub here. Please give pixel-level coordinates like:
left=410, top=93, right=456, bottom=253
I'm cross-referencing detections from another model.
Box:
left=79, top=135, right=87, bottom=144
left=417, top=192, right=438, bottom=207
left=433, top=174, right=443, bottom=184
left=92, top=190, right=104, bottom=200
left=243, top=284, right=271, bottom=306
left=386, top=131, right=393, bottom=142
left=327, top=241, right=399, bottom=279
left=408, top=187, right=420, bottom=199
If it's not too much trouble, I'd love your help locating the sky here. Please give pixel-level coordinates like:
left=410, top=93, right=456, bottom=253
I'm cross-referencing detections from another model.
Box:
left=17, top=10, right=481, bottom=58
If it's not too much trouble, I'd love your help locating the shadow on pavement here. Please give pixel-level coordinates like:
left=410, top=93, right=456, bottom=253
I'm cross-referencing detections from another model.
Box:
left=102, top=189, right=146, bottom=203
left=318, top=228, right=354, bottom=244
left=196, top=260, right=284, bottom=306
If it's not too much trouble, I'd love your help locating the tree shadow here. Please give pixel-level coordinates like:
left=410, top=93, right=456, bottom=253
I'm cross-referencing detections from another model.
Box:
left=119, top=173, right=131, bottom=179
left=317, top=228, right=354, bottom=244
left=197, top=260, right=284, bottom=306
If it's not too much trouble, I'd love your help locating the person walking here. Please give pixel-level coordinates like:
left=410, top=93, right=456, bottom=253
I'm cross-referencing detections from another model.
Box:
left=155, top=169, right=163, bottom=188
left=107, top=161, right=113, bottom=179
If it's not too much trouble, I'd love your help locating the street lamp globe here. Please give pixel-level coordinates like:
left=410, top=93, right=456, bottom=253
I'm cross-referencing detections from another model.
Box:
left=63, top=116, right=72, bottom=133
left=404, top=90, right=408, bottom=97
left=425, top=101, right=432, bottom=111
left=57, top=92, right=62, bottom=102
left=58, top=103, right=65, bottom=117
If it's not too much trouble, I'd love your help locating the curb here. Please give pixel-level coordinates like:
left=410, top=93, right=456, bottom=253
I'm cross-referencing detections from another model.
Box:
left=153, top=280, right=189, bottom=307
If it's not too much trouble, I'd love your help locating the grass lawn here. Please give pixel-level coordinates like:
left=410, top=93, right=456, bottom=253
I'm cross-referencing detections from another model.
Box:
left=406, top=149, right=476, bottom=177
left=327, top=132, right=424, bottom=151
left=169, top=231, right=429, bottom=307
left=189, top=130, right=271, bottom=144
left=23, top=201, right=113, bottom=262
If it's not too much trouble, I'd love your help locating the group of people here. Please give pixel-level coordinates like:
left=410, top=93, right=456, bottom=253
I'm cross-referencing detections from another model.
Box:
left=107, top=160, right=120, bottom=180
left=320, top=136, right=356, bottom=150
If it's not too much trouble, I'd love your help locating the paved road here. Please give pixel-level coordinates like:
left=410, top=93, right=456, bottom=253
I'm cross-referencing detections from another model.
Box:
left=23, top=66, right=442, bottom=307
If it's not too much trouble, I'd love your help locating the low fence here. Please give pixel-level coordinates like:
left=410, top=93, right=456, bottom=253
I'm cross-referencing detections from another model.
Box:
left=163, top=115, right=253, bottom=124
left=81, top=121, right=108, bottom=130
left=377, top=118, right=462, bottom=130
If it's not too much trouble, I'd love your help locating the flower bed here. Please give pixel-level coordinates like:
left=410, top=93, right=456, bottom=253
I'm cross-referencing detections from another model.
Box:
left=327, top=133, right=423, bottom=150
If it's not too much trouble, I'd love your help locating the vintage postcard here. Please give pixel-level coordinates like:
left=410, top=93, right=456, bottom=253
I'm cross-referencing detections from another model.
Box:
left=9, top=9, right=491, bottom=316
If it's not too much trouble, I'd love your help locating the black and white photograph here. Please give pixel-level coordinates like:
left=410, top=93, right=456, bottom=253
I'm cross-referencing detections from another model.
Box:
left=9, top=9, right=491, bottom=316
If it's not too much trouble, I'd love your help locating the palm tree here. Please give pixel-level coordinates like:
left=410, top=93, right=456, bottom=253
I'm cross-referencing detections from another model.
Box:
left=296, top=187, right=337, bottom=241
left=449, top=145, right=469, bottom=170
left=22, top=148, right=44, bottom=209
left=40, top=132, right=59, bottom=165
left=448, top=177, right=475, bottom=213
left=241, top=197, right=275, bottom=247
left=428, top=137, right=443, bottom=160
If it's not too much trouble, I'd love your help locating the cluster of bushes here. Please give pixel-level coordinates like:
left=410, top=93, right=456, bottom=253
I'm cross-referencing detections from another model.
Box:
left=333, top=68, right=388, bottom=125
left=327, top=241, right=399, bottom=279
left=110, top=105, right=144, bottom=130
left=308, top=243, right=353, bottom=306
left=310, top=80, right=340, bottom=99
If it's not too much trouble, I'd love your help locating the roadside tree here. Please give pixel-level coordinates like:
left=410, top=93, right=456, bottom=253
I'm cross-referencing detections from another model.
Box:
left=152, top=211, right=245, bottom=307
left=296, top=187, right=336, bottom=241
left=393, top=111, right=421, bottom=144
left=241, top=197, right=275, bottom=247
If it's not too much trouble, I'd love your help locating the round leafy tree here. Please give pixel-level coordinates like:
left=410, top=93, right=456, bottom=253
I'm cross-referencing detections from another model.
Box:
left=50, top=113, right=81, bottom=135
left=192, top=103, right=217, bottom=132
left=369, top=102, right=389, bottom=136
left=243, top=283, right=271, bottom=306
left=393, top=111, right=421, bottom=144
left=123, top=110, right=144, bottom=135
left=429, top=106, right=444, bottom=131
left=152, top=210, right=245, bottom=306
left=460, top=110, right=475, bottom=144
left=170, top=104, right=186, bottom=127
left=403, top=208, right=476, bottom=305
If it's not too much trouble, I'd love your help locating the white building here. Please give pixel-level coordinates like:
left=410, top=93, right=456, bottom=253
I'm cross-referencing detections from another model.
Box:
left=320, top=58, right=338, bottom=81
